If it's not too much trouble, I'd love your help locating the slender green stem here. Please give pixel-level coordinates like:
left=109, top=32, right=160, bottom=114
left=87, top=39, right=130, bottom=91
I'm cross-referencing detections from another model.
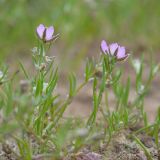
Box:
left=132, top=135, right=153, bottom=160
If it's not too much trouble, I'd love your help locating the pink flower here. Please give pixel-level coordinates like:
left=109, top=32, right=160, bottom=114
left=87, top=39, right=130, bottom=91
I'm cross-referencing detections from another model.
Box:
left=116, top=46, right=128, bottom=61
left=109, top=43, right=119, bottom=56
left=100, top=40, right=129, bottom=61
left=101, top=40, right=109, bottom=53
left=36, top=24, right=59, bottom=43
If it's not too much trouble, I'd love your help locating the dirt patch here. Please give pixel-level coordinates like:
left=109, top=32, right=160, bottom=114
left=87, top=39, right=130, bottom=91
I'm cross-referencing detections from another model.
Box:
left=64, top=129, right=160, bottom=160
left=0, top=126, right=159, bottom=160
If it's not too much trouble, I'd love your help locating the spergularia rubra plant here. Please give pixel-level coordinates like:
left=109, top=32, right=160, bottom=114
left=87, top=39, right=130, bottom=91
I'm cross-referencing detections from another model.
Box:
left=101, top=40, right=129, bottom=61
left=36, top=24, right=59, bottom=43
left=0, top=22, right=159, bottom=160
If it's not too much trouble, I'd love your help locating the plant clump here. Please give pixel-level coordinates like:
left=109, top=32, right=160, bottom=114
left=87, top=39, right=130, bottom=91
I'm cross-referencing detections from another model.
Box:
left=0, top=24, right=159, bottom=160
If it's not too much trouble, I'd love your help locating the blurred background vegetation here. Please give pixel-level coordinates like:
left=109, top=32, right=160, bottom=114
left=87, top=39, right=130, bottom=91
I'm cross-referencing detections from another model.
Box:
left=0, top=0, right=160, bottom=66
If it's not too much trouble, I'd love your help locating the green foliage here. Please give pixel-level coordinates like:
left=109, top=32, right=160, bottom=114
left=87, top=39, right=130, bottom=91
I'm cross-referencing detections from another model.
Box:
left=0, top=25, right=159, bottom=159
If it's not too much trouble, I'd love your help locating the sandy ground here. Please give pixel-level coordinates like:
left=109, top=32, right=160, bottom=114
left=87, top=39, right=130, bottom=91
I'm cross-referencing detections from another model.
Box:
left=61, top=76, right=160, bottom=122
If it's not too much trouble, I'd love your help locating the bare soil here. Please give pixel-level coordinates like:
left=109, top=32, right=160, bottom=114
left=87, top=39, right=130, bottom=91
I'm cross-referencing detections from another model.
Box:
left=1, top=127, right=159, bottom=160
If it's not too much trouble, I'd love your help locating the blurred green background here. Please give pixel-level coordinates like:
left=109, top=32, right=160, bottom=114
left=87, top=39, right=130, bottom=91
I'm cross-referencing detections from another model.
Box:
left=0, top=0, right=160, bottom=64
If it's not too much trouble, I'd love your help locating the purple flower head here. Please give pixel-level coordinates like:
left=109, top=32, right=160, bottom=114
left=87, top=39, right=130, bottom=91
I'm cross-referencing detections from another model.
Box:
left=36, top=24, right=59, bottom=43
left=116, top=46, right=129, bottom=61
left=100, top=40, right=129, bottom=61
left=109, top=43, right=118, bottom=56
left=100, top=40, right=109, bottom=54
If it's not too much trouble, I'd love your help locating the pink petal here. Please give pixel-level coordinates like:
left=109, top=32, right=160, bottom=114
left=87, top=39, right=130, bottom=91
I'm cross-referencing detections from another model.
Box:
left=100, top=40, right=109, bottom=54
left=116, top=46, right=129, bottom=61
left=109, top=43, right=119, bottom=55
left=36, top=24, right=45, bottom=39
left=45, top=26, right=54, bottom=41
left=117, top=46, right=126, bottom=58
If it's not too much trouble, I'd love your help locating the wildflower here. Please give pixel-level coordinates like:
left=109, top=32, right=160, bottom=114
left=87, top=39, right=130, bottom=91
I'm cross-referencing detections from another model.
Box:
left=0, top=71, right=3, bottom=79
left=109, top=43, right=119, bottom=56
left=31, top=47, right=38, bottom=54
left=100, top=40, right=129, bottom=61
left=36, top=24, right=59, bottom=43
left=138, top=84, right=145, bottom=95
left=101, top=40, right=109, bottom=54
left=43, top=82, right=48, bottom=92
left=132, top=59, right=141, bottom=74
left=33, top=82, right=48, bottom=94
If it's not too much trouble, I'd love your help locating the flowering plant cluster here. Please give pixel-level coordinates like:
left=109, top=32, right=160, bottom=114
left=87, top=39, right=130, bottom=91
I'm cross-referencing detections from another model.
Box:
left=101, top=40, right=129, bottom=61
left=36, top=24, right=59, bottom=43
left=0, top=24, right=159, bottom=159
